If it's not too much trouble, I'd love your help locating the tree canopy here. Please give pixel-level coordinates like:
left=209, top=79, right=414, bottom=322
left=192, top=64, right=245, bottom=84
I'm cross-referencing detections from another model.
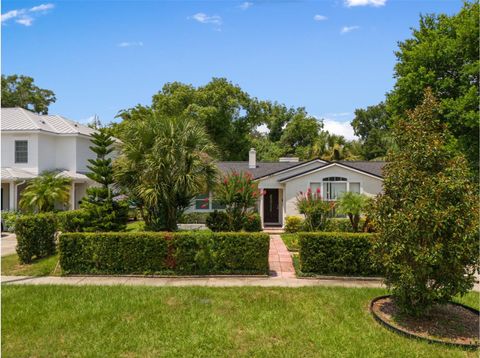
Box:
left=386, top=1, right=479, bottom=172
left=1, top=74, right=56, bottom=114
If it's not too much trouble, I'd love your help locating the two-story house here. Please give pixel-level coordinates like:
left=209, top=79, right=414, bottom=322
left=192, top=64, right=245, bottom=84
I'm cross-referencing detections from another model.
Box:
left=1, top=107, right=97, bottom=211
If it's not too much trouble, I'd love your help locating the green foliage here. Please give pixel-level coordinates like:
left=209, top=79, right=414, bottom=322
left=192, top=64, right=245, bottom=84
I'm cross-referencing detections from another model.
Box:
left=214, top=171, right=261, bottom=231
left=243, top=212, right=262, bottom=232
left=281, top=233, right=300, bottom=251
left=351, top=102, right=391, bottom=160
left=284, top=216, right=304, bottom=233
left=336, top=192, right=370, bottom=232
left=1, top=211, right=22, bottom=232
left=15, top=213, right=57, bottom=264
left=299, top=232, right=379, bottom=276
left=280, top=114, right=322, bottom=158
left=206, top=210, right=230, bottom=232
left=372, top=89, right=479, bottom=316
left=82, top=128, right=128, bottom=231
left=325, top=218, right=368, bottom=233
left=114, top=110, right=217, bottom=231
left=1, top=74, right=56, bottom=114
left=19, top=171, right=71, bottom=213
left=178, top=212, right=209, bottom=224
left=296, top=188, right=332, bottom=231
left=56, top=209, right=89, bottom=232
left=59, top=231, right=270, bottom=275
left=386, top=2, right=479, bottom=172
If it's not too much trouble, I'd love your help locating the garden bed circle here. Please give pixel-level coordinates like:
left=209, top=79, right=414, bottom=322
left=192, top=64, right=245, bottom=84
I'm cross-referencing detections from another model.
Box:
left=370, top=295, right=479, bottom=349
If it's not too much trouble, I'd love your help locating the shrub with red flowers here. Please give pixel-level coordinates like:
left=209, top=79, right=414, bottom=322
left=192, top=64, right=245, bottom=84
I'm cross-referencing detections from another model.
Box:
left=296, top=187, right=332, bottom=231
left=214, top=171, right=263, bottom=231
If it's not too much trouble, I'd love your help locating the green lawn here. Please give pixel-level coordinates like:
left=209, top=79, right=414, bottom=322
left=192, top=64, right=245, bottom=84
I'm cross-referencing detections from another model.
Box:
left=280, top=233, right=299, bottom=251
left=126, top=220, right=145, bottom=232
left=1, top=254, right=60, bottom=276
left=2, top=286, right=478, bottom=357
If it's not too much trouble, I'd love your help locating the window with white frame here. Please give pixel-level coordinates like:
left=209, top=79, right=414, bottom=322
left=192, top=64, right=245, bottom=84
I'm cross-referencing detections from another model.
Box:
left=309, top=178, right=361, bottom=201
left=15, top=140, right=28, bottom=163
left=194, top=192, right=226, bottom=210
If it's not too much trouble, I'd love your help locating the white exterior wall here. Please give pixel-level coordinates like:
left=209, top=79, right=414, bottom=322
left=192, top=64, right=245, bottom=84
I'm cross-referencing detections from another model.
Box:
left=283, top=165, right=383, bottom=217
left=55, top=136, right=77, bottom=171
left=37, top=134, right=57, bottom=172
left=76, top=136, right=94, bottom=172
left=1, top=133, right=39, bottom=174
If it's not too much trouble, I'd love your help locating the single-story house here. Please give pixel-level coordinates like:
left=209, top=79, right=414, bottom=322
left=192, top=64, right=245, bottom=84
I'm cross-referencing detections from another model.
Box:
left=188, top=149, right=385, bottom=228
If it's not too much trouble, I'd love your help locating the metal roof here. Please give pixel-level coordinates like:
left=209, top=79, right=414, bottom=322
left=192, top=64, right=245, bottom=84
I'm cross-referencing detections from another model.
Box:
left=1, top=107, right=95, bottom=136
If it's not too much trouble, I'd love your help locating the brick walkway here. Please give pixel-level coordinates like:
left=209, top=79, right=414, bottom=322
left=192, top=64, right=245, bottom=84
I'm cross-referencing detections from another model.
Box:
left=269, top=234, right=296, bottom=278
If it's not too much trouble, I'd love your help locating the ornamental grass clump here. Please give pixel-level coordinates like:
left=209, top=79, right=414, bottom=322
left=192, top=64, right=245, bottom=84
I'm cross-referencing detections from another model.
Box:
left=296, top=188, right=332, bottom=231
left=371, top=89, right=479, bottom=316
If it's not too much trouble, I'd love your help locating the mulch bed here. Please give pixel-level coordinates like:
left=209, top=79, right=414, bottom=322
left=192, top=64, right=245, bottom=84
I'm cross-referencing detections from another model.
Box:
left=371, top=295, right=479, bottom=347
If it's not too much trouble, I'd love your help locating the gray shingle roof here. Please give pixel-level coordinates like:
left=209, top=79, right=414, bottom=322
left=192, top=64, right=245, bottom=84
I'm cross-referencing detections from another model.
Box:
left=217, top=160, right=385, bottom=180
left=217, top=161, right=306, bottom=180
left=1, top=107, right=95, bottom=136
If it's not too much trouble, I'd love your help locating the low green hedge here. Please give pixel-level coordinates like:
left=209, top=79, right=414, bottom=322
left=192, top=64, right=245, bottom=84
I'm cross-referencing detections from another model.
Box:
left=16, top=213, right=57, bottom=264
left=57, top=209, right=89, bottom=232
left=59, top=231, right=269, bottom=275
left=299, top=232, right=380, bottom=276
left=178, top=212, right=209, bottom=224
left=325, top=218, right=368, bottom=233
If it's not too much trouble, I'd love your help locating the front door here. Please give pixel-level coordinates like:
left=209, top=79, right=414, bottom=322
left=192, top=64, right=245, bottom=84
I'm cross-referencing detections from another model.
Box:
left=263, top=189, right=279, bottom=224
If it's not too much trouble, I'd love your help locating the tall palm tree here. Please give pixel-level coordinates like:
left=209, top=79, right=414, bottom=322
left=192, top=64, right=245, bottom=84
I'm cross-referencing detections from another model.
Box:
left=19, top=171, right=71, bottom=212
left=114, top=110, right=217, bottom=231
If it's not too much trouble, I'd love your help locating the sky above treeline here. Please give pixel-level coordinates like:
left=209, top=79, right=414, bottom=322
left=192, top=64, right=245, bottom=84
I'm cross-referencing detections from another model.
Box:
left=2, top=0, right=463, bottom=139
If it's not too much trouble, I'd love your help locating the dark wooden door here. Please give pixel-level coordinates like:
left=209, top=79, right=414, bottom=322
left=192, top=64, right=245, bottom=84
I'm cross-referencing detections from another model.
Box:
left=264, top=189, right=279, bottom=223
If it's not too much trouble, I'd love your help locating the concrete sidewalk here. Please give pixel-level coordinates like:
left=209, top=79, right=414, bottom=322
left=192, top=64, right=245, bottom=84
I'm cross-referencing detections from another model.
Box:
left=1, top=275, right=385, bottom=288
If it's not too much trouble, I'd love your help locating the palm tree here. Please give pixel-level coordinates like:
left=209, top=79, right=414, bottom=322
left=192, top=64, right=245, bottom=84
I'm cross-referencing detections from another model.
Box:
left=336, top=191, right=370, bottom=232
left=19, top=171, right=71, bottom=212
left=114, top=110, right=217, bottom=231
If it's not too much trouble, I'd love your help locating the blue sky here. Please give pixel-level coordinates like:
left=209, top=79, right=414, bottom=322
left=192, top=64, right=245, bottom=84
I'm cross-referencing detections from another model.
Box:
left=2, top=0, right=462, bottom=139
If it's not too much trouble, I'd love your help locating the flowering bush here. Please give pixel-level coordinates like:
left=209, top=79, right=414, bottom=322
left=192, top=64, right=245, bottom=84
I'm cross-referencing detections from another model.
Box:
left=214, top=171, right=263, bottom=231
left=296, top=188, right=332, bottom=231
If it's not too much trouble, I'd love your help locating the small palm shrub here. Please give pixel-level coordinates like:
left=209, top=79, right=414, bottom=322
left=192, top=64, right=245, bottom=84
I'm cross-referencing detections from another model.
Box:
left=19, top=171, right=71, bottom=212
left=296, top=188, right=332, bottom=231
left=336, top=192, right=370, bottom=232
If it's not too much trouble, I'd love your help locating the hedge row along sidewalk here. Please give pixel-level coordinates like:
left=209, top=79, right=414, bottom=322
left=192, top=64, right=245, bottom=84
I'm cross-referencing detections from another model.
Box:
left=299, top=232, right=381, bottom=277
left=59, top=231, right=269, bottom=276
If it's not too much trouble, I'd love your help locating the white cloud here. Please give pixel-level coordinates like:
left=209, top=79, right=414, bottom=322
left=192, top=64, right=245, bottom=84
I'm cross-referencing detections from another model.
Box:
left=322, top=118, right=357, bottom=140
left=190, top=13, right=222, bottom=26
left=239, top=2, right=253, bottom=10
left=345, top=0, right=386, bottom=7
left=30, top=3, right=55, bottom=12
left=313, top=14, right=327, bottom=21
left=117, top=41, right=144, bottom=48
left=1, top=3, right=54, bottom=26
left=16, top=16, right=33, bottom=26
left=340, top=25, right=360, bottom=34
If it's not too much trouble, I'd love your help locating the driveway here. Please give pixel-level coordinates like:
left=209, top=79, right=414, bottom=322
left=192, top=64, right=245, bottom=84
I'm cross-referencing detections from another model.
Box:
left=1, top=233, right=17, bottom=257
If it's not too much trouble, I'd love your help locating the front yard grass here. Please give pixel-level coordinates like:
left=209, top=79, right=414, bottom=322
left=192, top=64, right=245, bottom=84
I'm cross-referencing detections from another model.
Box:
left=2, top=285, right=478, bottom=357
left=280, top=233, right=299, bottom=251
left=1, top=253, right=60, bottom=277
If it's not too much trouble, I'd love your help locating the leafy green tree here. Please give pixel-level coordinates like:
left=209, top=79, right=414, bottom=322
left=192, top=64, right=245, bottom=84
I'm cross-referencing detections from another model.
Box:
left=372, top=89, right=479, bottom=316
left=1, top=74, right=56, bottom=114
left=82, top=128, right=128, bottom=231
left=351, top=103, right=391, bottom=160
left=336, top=192, right=369, bottom=232
left=386, top=1, right=479, bottom=172
left=19, top=171, right=71, bottom=212
left=280, top=114, right=322, bottom=159
left=114, top=110, right=217, bottom=231
left=214, top=171, right=262, bottom=231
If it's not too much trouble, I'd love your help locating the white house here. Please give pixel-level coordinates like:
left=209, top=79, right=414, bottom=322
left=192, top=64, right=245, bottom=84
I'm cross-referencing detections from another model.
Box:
left=190, top=149, right=385, bottom=228
left=1, top=107, right=97, bottom=211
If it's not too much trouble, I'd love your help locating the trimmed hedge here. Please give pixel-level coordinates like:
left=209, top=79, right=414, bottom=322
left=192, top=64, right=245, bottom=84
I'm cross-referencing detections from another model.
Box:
left=59, top=231, right=269, bottom=275
left=325, top=218, right=368, bottom=233
left=16, top=213, right=57, bottom=264
left=299, top=232, right=380, bottom=276
left=57, top=209, right=89, bottom=232
left=178, top=212, right=209, bottom=224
